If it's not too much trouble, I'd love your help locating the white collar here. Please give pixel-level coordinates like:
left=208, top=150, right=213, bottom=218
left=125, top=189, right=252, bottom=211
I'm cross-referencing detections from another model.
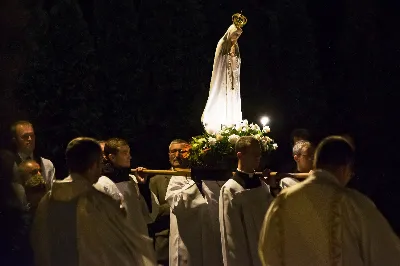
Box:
left=237, top=168, right=255, bottom=178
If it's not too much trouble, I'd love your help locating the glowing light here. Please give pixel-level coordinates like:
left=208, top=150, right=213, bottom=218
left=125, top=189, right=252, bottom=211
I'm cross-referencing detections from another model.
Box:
left=260, top=116, right=270, bottom=126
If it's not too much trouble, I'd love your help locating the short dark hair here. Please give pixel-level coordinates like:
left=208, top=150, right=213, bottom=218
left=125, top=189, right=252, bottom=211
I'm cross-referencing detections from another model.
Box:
left=10, top=120, right=33, bottom=138
left=235, top=136, right=259, bottom=154
left=104, top=138, right=129, bottom=156
left=314, top=136, right=355, bottom=170
left=291, top=128, right=310, bottom=142
left=66, top=137, right=102, bottom=174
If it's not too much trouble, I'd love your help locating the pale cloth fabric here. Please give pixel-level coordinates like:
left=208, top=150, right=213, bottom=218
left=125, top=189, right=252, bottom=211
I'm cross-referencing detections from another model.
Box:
left=41, top=157, right=55, bottom=189
left=259, top=169, right=400, bottom=266
left=219, top=179, right=274, bottom=266
left=279, top=176, right=299, bottom=189
left=202, top=24, right=242, bottom=133
left=166, top=176, right=224, bottom=266
left=31, top=174, right=156, bottom=266
left=94, top=175, right=159, bottom=236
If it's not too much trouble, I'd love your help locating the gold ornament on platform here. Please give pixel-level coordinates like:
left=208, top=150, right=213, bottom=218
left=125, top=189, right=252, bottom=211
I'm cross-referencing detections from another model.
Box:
left=232, top=12, right=247, bottom=29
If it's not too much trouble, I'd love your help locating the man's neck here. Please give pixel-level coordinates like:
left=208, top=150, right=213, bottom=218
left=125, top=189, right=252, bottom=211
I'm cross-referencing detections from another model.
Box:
left=70, top=173, right=95, bottom=184
left=296, top=165, right=302, bottom=173
left=237, top=165, right=254, bottom=174
left=18, top=151, right=33, bottom=159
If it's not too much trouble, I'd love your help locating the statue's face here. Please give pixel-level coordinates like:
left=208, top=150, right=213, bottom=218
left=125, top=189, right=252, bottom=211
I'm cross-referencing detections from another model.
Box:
left=230, top=29, right=243, bottom=42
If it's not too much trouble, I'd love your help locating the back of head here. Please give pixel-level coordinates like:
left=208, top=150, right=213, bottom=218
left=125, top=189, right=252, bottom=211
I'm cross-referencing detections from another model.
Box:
left=314, top=136, right=355, bottom=171
left=235, top=136, right=259, bottom=154
left=104, top=138, right=128, bottom=157
left=66, top=137, right=102, bottom=174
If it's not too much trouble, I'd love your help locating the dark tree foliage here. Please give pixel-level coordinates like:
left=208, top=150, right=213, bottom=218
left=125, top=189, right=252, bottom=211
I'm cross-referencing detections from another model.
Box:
left=18, top=0, right=102, bottom=169
left=0, top=1, right=30, bottom=149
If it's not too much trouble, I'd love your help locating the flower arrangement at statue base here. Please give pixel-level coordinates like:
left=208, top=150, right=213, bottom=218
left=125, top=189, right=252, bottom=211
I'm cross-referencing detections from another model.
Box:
left=189, top=120, right=278, bottom=173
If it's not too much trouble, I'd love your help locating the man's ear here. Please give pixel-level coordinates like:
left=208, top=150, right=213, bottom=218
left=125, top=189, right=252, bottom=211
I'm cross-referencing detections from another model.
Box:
left=293, top=155, right=299, bottom=162
left=107, top=153, right=116, bottom=163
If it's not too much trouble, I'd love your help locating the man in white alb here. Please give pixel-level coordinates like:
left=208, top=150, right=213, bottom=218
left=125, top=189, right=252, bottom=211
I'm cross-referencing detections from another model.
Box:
left=166, top=139, right=223, bottom=266
left=219, top=136, right=279, bottom=266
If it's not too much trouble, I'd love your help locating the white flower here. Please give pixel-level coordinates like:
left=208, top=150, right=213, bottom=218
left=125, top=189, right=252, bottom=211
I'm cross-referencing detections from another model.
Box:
left=208, top=137, right=217, bottom=146
left=228, top=134, right=240, bottom=144
left=254, top=134, right=261, bottom=140
left=198, top=138, right=206, bottom=143
left=242, top=127, right=247, bottom=132
left=242, top=119, right=249, bottom=125
left=216, top=134, right=223, bottom=141
left=263, top=126, right=271, bottom=133
left=235, top=124, right=242, bottom=131
left=273, top=143, right=278, bottom=149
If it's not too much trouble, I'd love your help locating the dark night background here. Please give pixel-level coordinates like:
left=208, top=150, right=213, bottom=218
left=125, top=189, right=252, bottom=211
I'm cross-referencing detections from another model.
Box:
left=1, top=0, right=398, bottom=232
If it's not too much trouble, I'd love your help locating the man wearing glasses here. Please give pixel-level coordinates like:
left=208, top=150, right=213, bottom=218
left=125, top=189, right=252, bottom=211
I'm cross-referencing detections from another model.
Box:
left=149, top=139, right=189, bottom=266
left=165, top=139, right=223, bottom=266
left=280, top=140, right=314, bottom=189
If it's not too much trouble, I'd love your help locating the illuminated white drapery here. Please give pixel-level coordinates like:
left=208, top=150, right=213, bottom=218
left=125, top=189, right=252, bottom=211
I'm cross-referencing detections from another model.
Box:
left=202, top=24, right=242, bottom=134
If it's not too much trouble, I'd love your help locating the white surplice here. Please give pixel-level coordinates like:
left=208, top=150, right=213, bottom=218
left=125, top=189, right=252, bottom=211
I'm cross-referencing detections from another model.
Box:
left=94, top=175, right=159, bottom=237
left=259, top=169, right=400, bottom=266
left=32, top=174, right=156, bottom=266
left=279, top=176, right=299, bottom=189
left=219, top=178, right=274, bottom=266
left=166, top=176, right=224, bottom=266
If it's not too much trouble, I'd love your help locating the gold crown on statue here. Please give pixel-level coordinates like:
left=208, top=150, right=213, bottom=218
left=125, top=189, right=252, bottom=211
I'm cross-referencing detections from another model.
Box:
left=232, top=12, right=247, bottom=29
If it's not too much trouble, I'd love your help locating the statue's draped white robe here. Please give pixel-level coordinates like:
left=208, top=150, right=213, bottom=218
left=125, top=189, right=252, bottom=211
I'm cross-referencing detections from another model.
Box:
left=259, top=170, right=400, bottom=266
left=166, top=176, right=224, bottom=266
left=202, top=24, right=242, bottom=133
left=219, top=179, right=274, bottom=266
left=31, top=175, right=156, bottom=266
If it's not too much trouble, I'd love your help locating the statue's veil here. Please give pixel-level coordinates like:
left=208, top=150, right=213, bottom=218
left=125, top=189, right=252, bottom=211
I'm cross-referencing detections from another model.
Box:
left=202, top=24, right=242, bottom=133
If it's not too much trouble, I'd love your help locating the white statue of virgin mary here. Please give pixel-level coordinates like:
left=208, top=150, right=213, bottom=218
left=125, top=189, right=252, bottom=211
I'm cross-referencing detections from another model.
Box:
left=202, top=16, right=246, bottom=134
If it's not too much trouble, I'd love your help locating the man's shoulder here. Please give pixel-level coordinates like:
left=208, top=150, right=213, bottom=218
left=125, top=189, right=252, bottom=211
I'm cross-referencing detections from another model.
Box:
left=343, top=188, right=377, bottom=211
left=84, top=187, right=122, bottom=212
left=221, top=178, right=243, bottom=194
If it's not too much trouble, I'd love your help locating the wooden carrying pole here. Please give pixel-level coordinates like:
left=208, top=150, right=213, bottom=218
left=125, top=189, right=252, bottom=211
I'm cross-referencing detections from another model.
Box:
left=132, top=169, right=309, bottom=180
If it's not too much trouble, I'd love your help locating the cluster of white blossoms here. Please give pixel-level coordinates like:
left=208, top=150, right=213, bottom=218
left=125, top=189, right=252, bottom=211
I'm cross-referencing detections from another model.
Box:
left=190, top=119, right=278, bottom=165
left=199, top=120, right=277, bottom=150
